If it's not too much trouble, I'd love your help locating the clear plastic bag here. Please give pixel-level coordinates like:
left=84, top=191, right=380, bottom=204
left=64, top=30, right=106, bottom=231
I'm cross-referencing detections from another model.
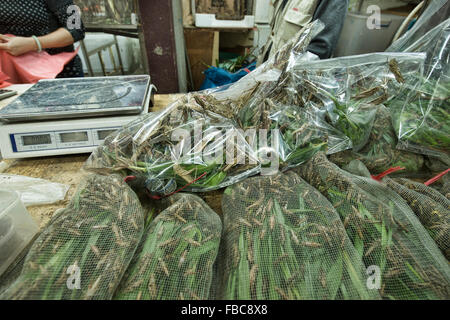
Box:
left=329, top=106, right=424, bottom=174
left=84, top=22, right=327, bottom=194
left=0, top=174, right=69, bottom=207
left=387, top=0, right=450, bottom=53
left=85, top=95, right=261, bottom=196
left=233, top=33, right=429, bottom=171
left=0, top=174, right=145, bottom=300
left=238, top=100, right=352, bottom=171
left=288, top=53, right=426, bottom=152
left=297, top=153, right=450, bottom=300
left=114, top=193, right=222, bottom=300
left=216, top=171, right=379, bottom=300
left=387, top=19, right=450, bottom=162
left=202, top=20, right=325, bottom=114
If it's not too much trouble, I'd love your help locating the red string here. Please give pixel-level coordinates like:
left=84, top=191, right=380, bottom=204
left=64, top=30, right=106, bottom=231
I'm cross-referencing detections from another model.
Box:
left=124, top=176, right=137, bottom=183
left=371, top=166, right=405, bottom=181
left=424, top=168, right=450, bottom=186
left=147, top=172, right=208, bottom=200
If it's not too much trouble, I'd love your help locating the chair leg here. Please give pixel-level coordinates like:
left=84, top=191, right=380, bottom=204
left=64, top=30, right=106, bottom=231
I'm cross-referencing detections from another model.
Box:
left=80, top=40, right=94, bottom=77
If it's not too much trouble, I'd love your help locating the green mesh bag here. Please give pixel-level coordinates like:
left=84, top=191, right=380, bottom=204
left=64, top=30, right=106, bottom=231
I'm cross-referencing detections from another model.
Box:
left=0, top=174, right=145, bottom=300
left=424, top=157, right=449, bottom=173
left=422, top=165, right=450, bottom=200
left=382, top=177, right=450, bottom=260
left=0, top=235, right=37, bottom=296
left=0, top=206, right=70, bottom=295
left=440, top=175, right=450, bottom=200
left=113, top=193, right=222, bottom=300
left=393, top=178, right=450, bottom=204
left=297, top=153, right=450, bottom=300
left=217, top=171, right=379, bottom=300
left=341, top=160, right=450, bottom=261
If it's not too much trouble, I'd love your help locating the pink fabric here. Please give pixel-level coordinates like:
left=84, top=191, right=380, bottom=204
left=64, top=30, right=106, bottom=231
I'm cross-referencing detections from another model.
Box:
left=0, top=71, right=11, bottom=88
left=0, top=36, right=78, bottom=88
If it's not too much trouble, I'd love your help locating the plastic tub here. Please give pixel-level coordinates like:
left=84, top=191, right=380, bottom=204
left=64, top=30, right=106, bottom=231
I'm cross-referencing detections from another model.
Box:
left=0, top=189, right=38, bottom=276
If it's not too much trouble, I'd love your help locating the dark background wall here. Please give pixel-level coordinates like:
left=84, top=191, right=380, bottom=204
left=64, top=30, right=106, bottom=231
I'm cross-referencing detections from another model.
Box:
left=138, top=0, right=180, bottom=93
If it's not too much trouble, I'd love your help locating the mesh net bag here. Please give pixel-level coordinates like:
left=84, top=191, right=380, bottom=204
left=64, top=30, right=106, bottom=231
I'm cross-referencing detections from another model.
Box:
left=393, top=178, right=450, bottom=205
left=424, top=156, right=449, bottom=174
left=0, top=174, right=145, bottom=300
left=443, top=185, right=450, bottom=200
left=0, top=256, right=24, bottom=296
left=382, top=177, right=450, bottom=260
left=216, top=171, right=380, bottom=300
left=342, top=159, right=450, bottom=261
left=0, top=233, right=39, bottom=296
left=0, top=205, right=72, bottom=295
left=439, top=175, right=450, bottom=200
left=297, top=153, right=450, bottom=300
left=113, top=193, right=222, bottom=300
left=329, top=105, right=424, bottom=174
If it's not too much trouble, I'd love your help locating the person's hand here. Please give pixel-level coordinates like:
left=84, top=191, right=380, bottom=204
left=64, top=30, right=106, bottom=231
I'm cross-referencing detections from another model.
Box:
left=0, top=34, right=38, bottom=56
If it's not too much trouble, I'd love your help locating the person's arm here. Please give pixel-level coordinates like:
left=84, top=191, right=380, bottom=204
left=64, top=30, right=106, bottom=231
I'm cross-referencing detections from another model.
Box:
left=0, top=28, right=74, bottom=56
left=39, top=27, right=76, bottom=49
left=46, top=0, right=85, bottom=44
left=307, top=0, right=349, bottom=59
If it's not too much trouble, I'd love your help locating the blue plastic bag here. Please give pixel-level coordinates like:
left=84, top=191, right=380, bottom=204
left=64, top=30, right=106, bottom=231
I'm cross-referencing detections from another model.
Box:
left=200, top=62, right=256, bottom=90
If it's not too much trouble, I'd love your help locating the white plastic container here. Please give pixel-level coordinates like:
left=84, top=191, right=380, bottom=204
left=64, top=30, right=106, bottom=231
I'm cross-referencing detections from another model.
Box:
left=0, top=190, right=38, bottom=276
left=194, top=13, right=255, bottom=28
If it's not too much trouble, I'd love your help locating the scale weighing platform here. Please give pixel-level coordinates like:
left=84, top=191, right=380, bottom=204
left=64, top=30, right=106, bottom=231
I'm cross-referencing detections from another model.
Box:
left=0, top=75, right=155, bottom=159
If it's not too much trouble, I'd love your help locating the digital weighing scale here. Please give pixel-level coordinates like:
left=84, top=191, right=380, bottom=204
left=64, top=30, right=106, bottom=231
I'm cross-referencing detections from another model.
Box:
left=0, top=76, right=155, bottom=159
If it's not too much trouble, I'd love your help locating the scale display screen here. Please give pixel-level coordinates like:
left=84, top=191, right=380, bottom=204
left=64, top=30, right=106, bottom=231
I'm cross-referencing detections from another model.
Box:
left=60, top=131, right=89, bottom=143
left=22, top=134, right=52, bottom=146
left=97, top=129, right=117, bottom=141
